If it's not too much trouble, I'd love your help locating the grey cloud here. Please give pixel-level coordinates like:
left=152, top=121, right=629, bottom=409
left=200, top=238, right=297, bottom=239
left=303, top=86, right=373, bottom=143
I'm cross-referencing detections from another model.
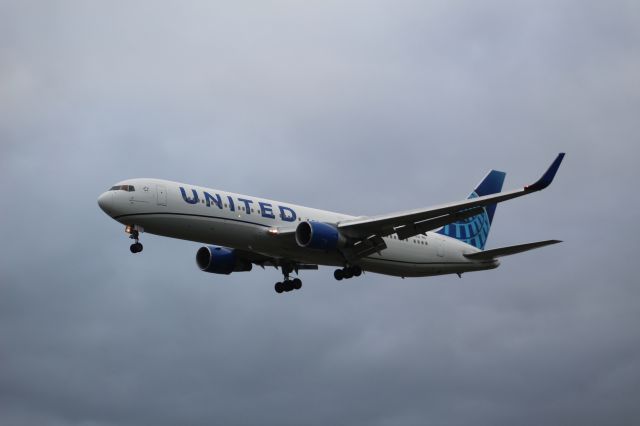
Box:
left=1, top=1, right=639, bottom=425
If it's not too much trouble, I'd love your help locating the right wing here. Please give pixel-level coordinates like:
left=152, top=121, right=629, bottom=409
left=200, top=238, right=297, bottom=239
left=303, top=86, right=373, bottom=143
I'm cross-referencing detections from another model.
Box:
left=337, top=153, right=565, bottom=241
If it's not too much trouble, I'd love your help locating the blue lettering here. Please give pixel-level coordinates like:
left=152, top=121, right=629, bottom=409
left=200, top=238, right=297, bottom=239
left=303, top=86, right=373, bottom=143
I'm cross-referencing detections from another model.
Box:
left=238, top=198, right=254, bottom=214
left=227, top=195, right=235, bottom=212
left=204, top=191, right=222, bottom=209
left=279, top=206, right=297, bottom=222
left=180, top=187, right=199, bottom=204
left=259, top=202, right=275, bottom=219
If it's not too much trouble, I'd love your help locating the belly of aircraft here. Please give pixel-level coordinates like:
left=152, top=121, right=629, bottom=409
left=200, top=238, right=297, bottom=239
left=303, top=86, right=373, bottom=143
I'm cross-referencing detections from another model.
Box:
left=120, top=213, right=497, bottom=277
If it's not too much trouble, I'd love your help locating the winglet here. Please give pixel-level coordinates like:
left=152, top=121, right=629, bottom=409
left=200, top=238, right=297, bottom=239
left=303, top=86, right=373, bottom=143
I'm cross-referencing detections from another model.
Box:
left=525, top=153, right=565, bottom=192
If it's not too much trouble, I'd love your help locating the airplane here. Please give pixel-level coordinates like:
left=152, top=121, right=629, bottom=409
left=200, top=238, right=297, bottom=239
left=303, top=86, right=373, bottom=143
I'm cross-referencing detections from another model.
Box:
left=97, top=153, right=565, bottom=293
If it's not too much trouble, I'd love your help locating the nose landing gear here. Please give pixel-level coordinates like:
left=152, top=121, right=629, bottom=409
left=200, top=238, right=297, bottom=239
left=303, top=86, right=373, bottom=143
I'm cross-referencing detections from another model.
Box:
left=127, top=226, right=144, bottom=253
left=130, top=241, right=143, bottom=253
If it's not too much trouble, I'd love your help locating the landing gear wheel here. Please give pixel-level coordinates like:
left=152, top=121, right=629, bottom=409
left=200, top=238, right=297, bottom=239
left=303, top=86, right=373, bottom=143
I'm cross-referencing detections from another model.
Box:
left=276, top=263, right=304, bottom=293
left=128, top=228, right=143, bottom=254
left=352, top=266, right=362, bottom=277
left=334, top=269, right=344, bottom=281
left=343, top=268, right=354, bottom=279
left=292, top=278, right=302, bottom=290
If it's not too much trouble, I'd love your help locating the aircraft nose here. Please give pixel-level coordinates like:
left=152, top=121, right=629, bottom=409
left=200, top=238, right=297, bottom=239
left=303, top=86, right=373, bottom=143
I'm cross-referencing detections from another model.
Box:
left=97, top=191, right=113, bottom=215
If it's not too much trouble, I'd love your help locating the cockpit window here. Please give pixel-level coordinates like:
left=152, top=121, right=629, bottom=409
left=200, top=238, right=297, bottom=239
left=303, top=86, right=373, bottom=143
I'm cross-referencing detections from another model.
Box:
left=109, top=185, right=135, bottom=192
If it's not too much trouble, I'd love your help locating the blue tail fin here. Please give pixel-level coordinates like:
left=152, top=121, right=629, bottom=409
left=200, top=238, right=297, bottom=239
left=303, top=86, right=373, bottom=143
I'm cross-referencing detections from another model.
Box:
left=437, top=170, right=506, bottom=250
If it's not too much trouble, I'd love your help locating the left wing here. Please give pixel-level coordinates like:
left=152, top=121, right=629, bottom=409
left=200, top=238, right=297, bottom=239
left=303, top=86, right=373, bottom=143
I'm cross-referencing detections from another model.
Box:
left=234, top=248, right=318, bottom=272
left=337, top=153, right=565, bottom=240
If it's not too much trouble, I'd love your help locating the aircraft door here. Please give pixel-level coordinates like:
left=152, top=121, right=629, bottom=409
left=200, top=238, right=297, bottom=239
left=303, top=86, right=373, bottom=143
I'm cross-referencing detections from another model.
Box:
left=436, top=238, right=445, bottom=257
left=157, top=184, right=167, bottom=206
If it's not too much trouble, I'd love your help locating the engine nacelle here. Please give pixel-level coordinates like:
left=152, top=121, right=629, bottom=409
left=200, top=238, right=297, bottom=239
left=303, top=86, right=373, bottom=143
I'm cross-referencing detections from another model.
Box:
left=295, top=221, right=345, bottom=250
left=196, top=246, right=253, bottom=275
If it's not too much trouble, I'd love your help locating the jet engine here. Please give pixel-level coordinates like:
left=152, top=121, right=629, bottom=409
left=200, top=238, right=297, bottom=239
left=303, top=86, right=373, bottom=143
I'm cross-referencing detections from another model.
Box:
left=295, top=221, right=346, bottom=250
left=196, top=246, right=253, bottom=275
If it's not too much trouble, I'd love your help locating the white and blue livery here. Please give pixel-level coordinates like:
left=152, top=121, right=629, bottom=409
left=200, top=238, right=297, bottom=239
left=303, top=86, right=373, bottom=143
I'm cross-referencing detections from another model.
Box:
left=97, top=154, right=565, bottom=293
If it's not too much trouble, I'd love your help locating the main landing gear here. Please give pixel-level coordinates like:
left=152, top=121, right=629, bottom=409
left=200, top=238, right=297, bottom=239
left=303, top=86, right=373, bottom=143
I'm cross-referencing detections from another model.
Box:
left=128, top=228, right=143, bottom=254
left=274, top=264, right=302, bottom=294
left=274, top=278, right=302, bottom=294
left=334, top=265, right=362, bottom=281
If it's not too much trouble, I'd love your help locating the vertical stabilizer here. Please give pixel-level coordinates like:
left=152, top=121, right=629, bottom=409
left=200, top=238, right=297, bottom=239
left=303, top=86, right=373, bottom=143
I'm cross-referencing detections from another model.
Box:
left=437, top=170, right=506, bottom=249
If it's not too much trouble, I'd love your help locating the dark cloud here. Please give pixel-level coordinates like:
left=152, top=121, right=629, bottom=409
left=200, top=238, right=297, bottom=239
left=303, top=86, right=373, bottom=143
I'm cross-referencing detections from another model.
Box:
left=1, top=1, right=639, bottom=425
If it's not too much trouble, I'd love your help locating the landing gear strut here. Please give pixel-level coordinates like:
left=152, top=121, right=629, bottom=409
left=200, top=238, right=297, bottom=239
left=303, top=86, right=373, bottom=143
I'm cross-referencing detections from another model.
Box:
left=274, top=264, right=302, bottom=294
left=128, top=228, right=143, bottom=253
left=334, top=265, right=362, bottom=281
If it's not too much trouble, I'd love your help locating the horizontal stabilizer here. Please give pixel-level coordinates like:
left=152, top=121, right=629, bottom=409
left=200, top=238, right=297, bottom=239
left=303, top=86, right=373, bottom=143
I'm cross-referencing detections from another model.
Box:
left=464, top=240, right=561, bottom=260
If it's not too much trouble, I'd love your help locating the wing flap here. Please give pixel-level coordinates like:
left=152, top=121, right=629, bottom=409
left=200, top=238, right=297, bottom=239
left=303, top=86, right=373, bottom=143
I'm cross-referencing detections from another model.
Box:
left=341, top=235, right=387, bottom=260
left=395, top=207, right=484, bottom=240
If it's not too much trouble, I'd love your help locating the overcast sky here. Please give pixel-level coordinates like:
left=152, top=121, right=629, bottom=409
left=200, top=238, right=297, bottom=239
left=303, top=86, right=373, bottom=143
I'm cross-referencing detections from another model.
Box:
left=1, top=1, right=639, bottom=425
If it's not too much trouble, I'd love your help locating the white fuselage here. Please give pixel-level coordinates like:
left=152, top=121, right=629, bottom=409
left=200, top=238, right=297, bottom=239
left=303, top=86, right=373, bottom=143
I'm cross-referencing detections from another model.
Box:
left=98, top=179, right=498, bottom=277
